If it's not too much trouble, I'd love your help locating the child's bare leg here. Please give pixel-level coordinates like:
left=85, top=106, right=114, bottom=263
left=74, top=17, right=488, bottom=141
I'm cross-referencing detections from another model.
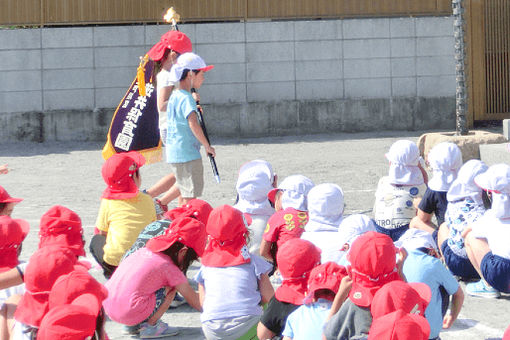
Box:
left=465, top=233, right=491, bottom=278
left=437, top=222, right=449, bottom=258
left=409, top=214, right=436, bottom=234
left=1, top=294, right=21, bottom=340
left=178, top=196, right=194, bottom=207
left=146, top=174, right=176, bottom=198
left=147, top=288, right=177, bottom=326
left=160, top=184, right=181, bottom=206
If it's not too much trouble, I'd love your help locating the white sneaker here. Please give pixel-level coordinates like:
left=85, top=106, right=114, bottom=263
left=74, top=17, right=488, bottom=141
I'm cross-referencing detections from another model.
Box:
left=139, top=320, right=179, bottom=339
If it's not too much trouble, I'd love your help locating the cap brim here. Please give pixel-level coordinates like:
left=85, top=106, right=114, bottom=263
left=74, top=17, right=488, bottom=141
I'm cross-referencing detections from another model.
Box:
left=348, top=283, right=375, bottom=308
left=146, top=42, right=165, bottom=61
left=0, top=197, right=23, bottom=203
left=146, top=235, right=175, bottom=254
left=199, top=65, right=214, bottom=72
left=13, top=218, right=30, bottom=240
left=126, top=151, right=146, bottom=168
left=267, top=188, right=279, bottom=204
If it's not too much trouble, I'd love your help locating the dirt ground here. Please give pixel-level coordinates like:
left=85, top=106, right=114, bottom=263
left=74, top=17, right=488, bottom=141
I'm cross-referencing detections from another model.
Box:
left=0, top=130, right=507, bottom=339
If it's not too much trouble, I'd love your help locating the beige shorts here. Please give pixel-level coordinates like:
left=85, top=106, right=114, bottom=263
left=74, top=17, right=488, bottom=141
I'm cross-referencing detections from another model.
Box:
left=171, top=158, right=204, bottom=198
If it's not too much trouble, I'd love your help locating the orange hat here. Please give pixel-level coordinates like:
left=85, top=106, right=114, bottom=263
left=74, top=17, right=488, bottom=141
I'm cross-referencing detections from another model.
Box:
left=275, top=238, right=321, bottom=305
left=304, top=262, right=347, bottom=304
left=101, top=151, right=145, bottom=199
left=0, top=185, right=22, bottom=204
left=164, top=198, right=213, bottom=225
left=38, top=205, right=85, bottom=257
left=147, top=30, right=193, bottom=61
left=371, top=281, right=431, bottom=319
left=0, top=215, right=29, bottom=272
left=347, top=231, right=401, bottom=307
left=14, top=246, right=76, bottom=327
left=368, top=310, right=430, bottom=340
left=147, top=217, right=207, bottom=256
left=201, top=205, right=252, bottom=267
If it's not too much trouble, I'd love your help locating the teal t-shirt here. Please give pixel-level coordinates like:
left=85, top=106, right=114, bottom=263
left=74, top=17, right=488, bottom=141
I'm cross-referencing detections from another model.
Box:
left=166, top=89, right=201, bottom=163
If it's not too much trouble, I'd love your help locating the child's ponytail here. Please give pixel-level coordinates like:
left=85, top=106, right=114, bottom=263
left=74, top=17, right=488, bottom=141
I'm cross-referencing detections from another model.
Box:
left=162, top=241, right=198, bottom=274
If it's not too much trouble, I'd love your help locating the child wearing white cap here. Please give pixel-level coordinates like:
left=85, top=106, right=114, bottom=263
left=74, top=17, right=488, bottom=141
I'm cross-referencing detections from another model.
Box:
left=164, top=52, right=215, bottom=207
left=438, top=160, right=488, bottom=281
left=233, top=160, right=277, bottom=254
left=411, top=142, right=463, bottom=239
left=464, top=164, right=510, bottom=298
left=259, top=175, right=314, bottom=265
left=374, top=140, right=428, bottom=241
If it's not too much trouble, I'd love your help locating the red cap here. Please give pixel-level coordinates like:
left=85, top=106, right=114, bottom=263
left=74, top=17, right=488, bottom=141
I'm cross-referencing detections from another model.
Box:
left=304, top=262, right=348, bottom=304
left=147, top=30, right=193, bottom=61
left=347, top=231, right=401, bottom=307
left=15, top=246, right=77, bottom=327
left=368, top=310, right=430, bottom=340
left=267, top=188, right=280, bottom=205
left=38, top=205, right=85, bottom=257
left=49, top=270, right=108, bottom=310
left=0, top=185, right=22, bottom=204
left=201, top=205, right=252, bottom=267
left=0, top=215, right=29, bottom=272
left=371, top=281, right=431, bottom=319
left=102, top=151, right=145, bottom=199
left=38, top=294, right=101, bottom=340
left=147, top=217, right=206, bottom=256
left=164, top=198, right=213, bottom=225
left=275, top=238, right=321, bottom=305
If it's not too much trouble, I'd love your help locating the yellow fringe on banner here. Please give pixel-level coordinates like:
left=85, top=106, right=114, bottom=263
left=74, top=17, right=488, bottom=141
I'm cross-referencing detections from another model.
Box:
left=137, top=55, right=148, bottom=96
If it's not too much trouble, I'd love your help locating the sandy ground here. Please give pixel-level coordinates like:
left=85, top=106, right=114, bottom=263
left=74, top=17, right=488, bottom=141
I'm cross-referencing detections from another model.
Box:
left=0, top=130, right=508, bottom=339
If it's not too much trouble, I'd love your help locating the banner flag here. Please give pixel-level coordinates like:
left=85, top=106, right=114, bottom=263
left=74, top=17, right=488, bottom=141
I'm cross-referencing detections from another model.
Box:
left=102, top=56, right=162, bottom=164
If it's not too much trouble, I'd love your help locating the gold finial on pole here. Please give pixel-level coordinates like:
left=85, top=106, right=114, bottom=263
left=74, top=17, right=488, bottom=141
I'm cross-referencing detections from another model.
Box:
left=163, top=7, right=180, bottom=29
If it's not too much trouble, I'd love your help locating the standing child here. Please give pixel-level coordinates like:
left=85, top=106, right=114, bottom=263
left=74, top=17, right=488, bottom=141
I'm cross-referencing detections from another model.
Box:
left=438, top=160, right=488, bottom=281
left=257, top=238, right=321, bottom=340
left=234, top=160, right=277, bottom=254
left=282, top=262, right=346, bottom=340
left=464, top=164, right=510, bottom=298
left=90, top=151, right=156, bottom=279
left=195, top=205, right=274, bottom=340
left=374, top=140, right=428, bottom=241
left=411, top=142, right=463, bottom=238
left=165, top=52, right=216, bottom=207
left=102, top=217, right=205, bottom=338
left=259, top=175, right=314, bottom=264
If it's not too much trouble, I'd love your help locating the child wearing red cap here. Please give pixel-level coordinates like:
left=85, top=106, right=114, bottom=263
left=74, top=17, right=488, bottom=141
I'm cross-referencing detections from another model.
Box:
left=257, top=238, right=321, bottom=340
left=370, top=281, right=431, bottom=320
left=164, top=52, right=216, bottom=207
left=282, top=262, right=347, bottom=340
left=145, top=30, right=194, bottom=210
left=323, top=232, right=404, bottom=340
left=195, top=205, right=274, bottom=340
left=260, top=175, right=314, bottom=265
left=368, top=310, right=430, bottom=340
left=0, top=185, right=23, bottom=216
left=103, top=217, right=205, bottom=338
left=90, top=151, right=157, bottom=279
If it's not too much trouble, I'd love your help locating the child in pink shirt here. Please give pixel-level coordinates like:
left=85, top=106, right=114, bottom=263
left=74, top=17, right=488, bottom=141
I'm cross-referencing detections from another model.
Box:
left=103, top=217, right=206, bottom=338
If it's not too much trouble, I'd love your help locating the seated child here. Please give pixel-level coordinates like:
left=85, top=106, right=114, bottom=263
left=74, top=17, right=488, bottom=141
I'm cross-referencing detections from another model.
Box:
left=0, top=185, right=22, bottom=216
left=122, top=198, right=212, bottom=260
left=282, top=262, right=346, bottom=340
left=396, top=228, right=464, bottom=340
left=301, top=183, right=346, bottom=263
left=374, top=140, right=428, bottom=241
left=323, top=232, right=404, bottom=340
left=411, top=142, right=463, bottom=237
left=257, top=238, right=321, bottom=340
left=196, top=205, right=274, bottom=340
left=336, top=214, right=377, bottom=265
left=103, top=217, right=205, bottom=338
left=260, top=175, right=314, bottom=264
left=0, top=216, right=29, bottom=307
left=438, top=160, right=488, bottom=280
left=233, top=160, right=277, bottom=254
left=90, top=151, right=157, bottom=278
left=368, top=310, right=430, bottom=340
left=465, top=164, right=510, bottom=298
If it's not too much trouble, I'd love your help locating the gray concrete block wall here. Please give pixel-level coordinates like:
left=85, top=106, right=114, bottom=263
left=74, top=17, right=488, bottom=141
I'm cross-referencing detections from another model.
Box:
left=1, top=16, right=456, bottom=141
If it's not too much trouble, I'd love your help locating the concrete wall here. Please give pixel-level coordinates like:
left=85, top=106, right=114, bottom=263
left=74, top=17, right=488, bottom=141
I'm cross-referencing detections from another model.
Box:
left=0, top=17, right=456, bottom=141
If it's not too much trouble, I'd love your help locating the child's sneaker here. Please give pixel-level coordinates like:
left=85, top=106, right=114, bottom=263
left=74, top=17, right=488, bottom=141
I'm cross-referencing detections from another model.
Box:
left=123, top=324, right=140, bottom=335
left=466, top=280, right=501, bottom=298
left=169, top=293, right=187, bottom=308
left=139, top=320, right=179, bottom=338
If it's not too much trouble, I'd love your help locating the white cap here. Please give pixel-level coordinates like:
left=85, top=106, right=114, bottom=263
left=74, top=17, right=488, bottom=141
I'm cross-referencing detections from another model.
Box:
left=427, top=142, right=463, bottom=192
left=305, top=183, right=344, bottom=232
left=268, top=175, right=314, bottom=211
left=447, top=159, right=488, bottom=202
left=234, top=160, right=275, bottom=216
left=474, top=163, right=510, bottom=218
left=394, top=228, right=438, bottom=253
left=169, top=52, right=214, bottom=82
left=385, top=140, right=424, bottom=186
left=337, top=214, right=377, bottom=248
